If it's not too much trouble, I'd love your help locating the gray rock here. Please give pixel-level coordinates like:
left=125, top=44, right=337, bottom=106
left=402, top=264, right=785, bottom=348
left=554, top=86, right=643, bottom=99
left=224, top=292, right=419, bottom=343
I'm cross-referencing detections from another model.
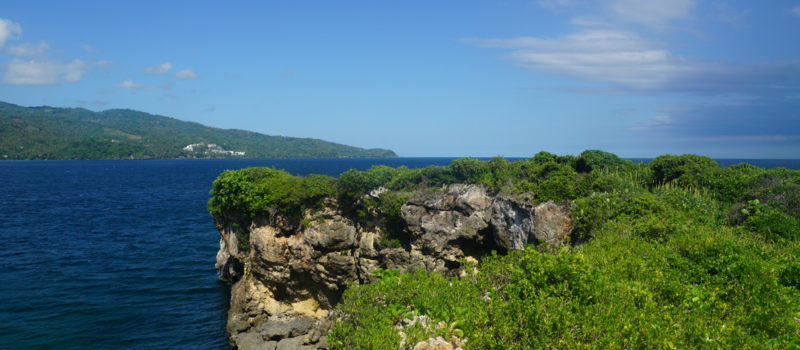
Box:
left=257, top=315, right=316, bottom=340
left=315, top=336, right=329, bottom=349
left=357, top=231, right=380, bottom=257
left=532, top=201, right=572, bottom=245
left=276, top=336, right=304, bottom=350
left=322, top=253, right=357, bottom=282
left=381, top=248, right=410, bottom=268
left=489, top=198, right=534, bottom=252
left=235, top=331, right=277, bottom=350
left=308, top=221, right=357, bottom=251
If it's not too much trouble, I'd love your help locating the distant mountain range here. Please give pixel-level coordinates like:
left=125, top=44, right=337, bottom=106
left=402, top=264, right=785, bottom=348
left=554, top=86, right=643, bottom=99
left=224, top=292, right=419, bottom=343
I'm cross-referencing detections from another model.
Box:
left=0, top=101, right=396, bottom=160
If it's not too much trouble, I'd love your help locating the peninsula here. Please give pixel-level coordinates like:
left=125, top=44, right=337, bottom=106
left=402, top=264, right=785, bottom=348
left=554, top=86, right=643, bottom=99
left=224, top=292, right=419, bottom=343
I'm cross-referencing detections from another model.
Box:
left=0, top=101, right=396, bottom=160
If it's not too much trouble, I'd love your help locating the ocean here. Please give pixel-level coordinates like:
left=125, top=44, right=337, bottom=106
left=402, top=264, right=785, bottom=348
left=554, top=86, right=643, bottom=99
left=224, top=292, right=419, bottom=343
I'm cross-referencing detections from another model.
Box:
left=0, top=157, right=797, bottom=349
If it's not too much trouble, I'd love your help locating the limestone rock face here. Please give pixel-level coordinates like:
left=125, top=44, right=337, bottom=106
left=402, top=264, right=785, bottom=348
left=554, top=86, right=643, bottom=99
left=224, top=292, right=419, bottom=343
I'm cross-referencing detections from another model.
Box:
left=214, top=184, right=573, bottom=349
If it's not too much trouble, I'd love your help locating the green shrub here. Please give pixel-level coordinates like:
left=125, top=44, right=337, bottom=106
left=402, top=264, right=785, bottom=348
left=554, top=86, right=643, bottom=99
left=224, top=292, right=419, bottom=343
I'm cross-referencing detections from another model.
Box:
left=649, top=154, right=720, bottom=188
left=448, top=158, right=491, bottom=185
left=207, top=167, right=335, bottom=220
left=713, top=163, right=762, bottom=203
left=331, top=227, right=800, bottom=349
left=375, top=191, right=409, bottom=248
left=738, top=200, right=800, bottom=241
left=780, top=264, right=800, bottom=289
left=575, top=149, right=630, bottom=173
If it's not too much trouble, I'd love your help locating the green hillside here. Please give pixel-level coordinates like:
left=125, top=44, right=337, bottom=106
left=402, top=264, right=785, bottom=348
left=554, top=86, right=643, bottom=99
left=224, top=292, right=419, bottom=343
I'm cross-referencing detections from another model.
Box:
left=0, top=101, right=397, bottom=160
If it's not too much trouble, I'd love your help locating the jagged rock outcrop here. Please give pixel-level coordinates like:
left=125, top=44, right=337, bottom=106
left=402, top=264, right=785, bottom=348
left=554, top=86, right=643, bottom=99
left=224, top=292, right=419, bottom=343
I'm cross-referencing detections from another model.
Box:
left=214, top=184, right=573, bottom=349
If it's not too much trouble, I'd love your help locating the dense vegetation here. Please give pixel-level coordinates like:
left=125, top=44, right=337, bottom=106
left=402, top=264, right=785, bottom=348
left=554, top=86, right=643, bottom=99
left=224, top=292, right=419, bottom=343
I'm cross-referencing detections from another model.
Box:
left=0, top=101, right=396, bottom=159
left=208, top=151, right=800, bottom=348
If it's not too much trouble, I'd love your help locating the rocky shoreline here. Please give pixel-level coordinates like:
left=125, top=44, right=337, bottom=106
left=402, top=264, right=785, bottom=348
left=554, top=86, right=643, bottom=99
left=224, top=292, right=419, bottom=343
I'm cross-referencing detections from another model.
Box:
left=213, top=184, right=573, bottom=349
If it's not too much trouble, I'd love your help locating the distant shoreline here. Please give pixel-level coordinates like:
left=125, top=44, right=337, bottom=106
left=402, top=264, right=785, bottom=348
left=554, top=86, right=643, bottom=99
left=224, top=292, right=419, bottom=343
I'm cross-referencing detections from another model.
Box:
left=2, top=157, right=799, bottom=170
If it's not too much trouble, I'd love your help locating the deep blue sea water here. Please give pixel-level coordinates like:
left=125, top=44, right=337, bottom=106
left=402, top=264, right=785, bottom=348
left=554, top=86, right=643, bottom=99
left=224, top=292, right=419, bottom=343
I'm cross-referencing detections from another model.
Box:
left=0, top=158, right=456, bottom=350
left=1, top=157, right=798, bottom=349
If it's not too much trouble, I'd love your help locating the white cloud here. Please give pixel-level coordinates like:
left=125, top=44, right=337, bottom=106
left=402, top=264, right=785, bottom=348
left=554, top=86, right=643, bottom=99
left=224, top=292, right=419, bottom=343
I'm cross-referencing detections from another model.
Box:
left=83, top=44, right=96, bottom=53
left=175, top=69, right=197, bottom=79
left=793, top=6, right=800, bottom=17
left=116, top=79, right=160, bottom=90
left=467, top=30, right=684, bottom=89
left=118, top=79, right=139, bottom=89
left=7, top=41, right=49, bottom=56
left=0, top=18, right=22, bottom=48
left=3, top=59, right=94, bottom=85
left=144, top=62, right=172, bottom=74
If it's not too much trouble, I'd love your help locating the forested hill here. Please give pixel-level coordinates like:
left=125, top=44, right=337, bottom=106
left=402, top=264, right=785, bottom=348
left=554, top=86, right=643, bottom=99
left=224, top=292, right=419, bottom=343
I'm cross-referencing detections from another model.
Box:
left=0, top=101, right=397, bottom=160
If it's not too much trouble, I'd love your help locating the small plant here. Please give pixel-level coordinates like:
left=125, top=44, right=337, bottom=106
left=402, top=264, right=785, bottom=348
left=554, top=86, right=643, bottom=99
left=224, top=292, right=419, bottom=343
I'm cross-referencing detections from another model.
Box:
left=232, top=222, right=251, bottom=252
left=242, top=257, right=251, bottom=279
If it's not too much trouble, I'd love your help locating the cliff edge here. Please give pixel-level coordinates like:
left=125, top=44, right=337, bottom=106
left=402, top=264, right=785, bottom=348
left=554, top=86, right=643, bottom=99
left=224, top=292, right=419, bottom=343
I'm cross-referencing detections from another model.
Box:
left=213, top=184, right=572, bottom=350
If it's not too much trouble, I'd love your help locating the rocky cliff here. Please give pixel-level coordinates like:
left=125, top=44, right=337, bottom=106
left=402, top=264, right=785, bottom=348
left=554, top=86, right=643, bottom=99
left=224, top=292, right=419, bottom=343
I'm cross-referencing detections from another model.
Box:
left=214, top=184, right=573, bottom=350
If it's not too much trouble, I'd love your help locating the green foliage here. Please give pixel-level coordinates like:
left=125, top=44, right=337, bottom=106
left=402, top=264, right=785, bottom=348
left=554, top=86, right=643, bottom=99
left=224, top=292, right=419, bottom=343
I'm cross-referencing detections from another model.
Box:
left=232, top=222, right=250, bottom=251
left=750, top=169, right=800, bottom=218
left=575, top=149, right=631, bottom=172
left=337, top=166, right=396, bottom=202
left=326, top=152, right=800, bottom=349
left=649, top=154, right=720, bottom=188
left=207, top=167, right=335, bottom=220
left=448, top=158, right=492, bottom=185
left=780, top=264, right=800, bottom=289
left=737, top=200, right=800, bottom=241
left=713, top=163, right=763, bottom=203
left=331, top=209, right=800, bottom=349
left=0, top=101, right=397, bottom=159
left=375, top=192, right=409, bottom=248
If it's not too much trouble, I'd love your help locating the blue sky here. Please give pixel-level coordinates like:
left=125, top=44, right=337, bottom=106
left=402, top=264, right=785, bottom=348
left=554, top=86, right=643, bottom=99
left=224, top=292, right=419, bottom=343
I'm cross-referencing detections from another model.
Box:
left=1, top=1, right=799, bottom=158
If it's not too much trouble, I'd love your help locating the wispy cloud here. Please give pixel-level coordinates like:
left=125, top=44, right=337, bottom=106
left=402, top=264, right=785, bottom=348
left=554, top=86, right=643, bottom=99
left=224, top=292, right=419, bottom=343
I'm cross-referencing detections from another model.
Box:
left=793, top=6, right=800, bottom=17
left=117, top=79, right=159, bottom=90
left=175, top=69, right=197, bottom=79
left=466, top=30, right=683, bottom=89
left=144, top=62, right=172, bottom=74
left=117, top=79, right=139, bottom=89
left=83, top=44, right=96, bottom=53
left=629, top=115, right=673, bottom=131
left=467, top=29, right=800, bottom=93
left=3, top=59, right=109, bottom=85
left=0, top=18, right=22, bottom=48
left=6, top=41, right=49, bottom=56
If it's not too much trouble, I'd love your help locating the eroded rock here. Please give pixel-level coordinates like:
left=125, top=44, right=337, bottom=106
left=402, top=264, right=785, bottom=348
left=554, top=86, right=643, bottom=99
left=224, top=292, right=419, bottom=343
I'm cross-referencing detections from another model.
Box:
left=214, top=184, right=573, bottom=349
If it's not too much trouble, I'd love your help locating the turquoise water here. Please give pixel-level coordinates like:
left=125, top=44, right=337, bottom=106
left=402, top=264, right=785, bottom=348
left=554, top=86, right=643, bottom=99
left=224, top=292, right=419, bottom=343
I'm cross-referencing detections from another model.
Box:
left=0, top=157, right=796, bottom=349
